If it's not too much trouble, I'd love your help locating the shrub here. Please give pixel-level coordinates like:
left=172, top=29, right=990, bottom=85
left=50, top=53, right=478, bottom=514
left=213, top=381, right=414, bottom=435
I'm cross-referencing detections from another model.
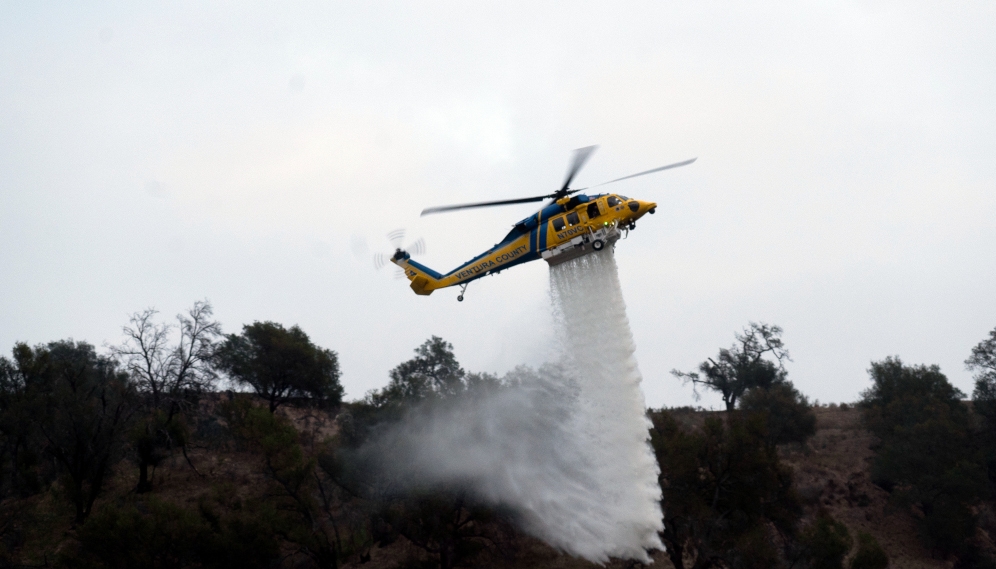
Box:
left=849, top=532, right=888, bottom=569
left=650, top=410, right=801, bottom=569
left=740, top=381, right=817, bottom=446
left=860, top=357, right=987, bottom=555
left=798, top=512, right=852, bottom=569
left=63, top=496, right=279, bottom=569
left=63, top=481, right=284, bottom=568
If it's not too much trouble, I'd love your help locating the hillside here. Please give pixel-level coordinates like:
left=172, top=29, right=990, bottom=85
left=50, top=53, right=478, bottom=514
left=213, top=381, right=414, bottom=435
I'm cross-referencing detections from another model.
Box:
left=4, top=397, right=978, bottom=568
left=782, top=405, right=947, bottom=569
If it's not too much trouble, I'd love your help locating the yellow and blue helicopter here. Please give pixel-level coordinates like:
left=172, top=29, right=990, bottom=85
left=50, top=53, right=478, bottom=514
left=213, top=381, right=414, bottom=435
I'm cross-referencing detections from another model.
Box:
left=392, top=146, right=695, bottom=301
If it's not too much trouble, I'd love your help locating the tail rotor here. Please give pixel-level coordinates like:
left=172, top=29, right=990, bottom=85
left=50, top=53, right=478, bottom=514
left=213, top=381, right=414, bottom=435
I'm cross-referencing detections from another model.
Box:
left=373, top=229, right=427, bottom=279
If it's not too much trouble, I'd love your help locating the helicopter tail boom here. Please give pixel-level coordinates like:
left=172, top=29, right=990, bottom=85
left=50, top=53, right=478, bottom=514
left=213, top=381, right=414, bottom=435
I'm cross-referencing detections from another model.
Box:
left=390, top=254, right=443, bottom=295
left=406, top=260, right=443, bottom=295
left=390, top=235, right=536, bottom=297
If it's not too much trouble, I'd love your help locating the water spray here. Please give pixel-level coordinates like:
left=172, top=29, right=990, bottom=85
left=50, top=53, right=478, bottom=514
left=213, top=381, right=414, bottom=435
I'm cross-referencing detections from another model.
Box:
left=366, top=248, right=663, bottom=563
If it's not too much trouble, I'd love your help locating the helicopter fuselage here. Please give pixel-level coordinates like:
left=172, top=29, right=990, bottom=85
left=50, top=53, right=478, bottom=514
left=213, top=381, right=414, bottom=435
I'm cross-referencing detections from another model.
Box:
left=391, top=192, right=657, bottom=297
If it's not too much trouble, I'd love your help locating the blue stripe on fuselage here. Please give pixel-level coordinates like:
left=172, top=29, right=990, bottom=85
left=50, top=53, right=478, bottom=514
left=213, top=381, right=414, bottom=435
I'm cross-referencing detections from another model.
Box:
left=408, top=260, right=443, bottom=280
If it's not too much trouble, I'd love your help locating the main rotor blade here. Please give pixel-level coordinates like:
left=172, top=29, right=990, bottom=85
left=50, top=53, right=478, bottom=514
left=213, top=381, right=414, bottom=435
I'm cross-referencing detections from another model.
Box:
left=420, top=195, right=550, bottom=216
left=585, top=157, right=697, bottom=189
left=419, top=151, right=693, bottom=216
left=560, top=145, right=599, bottom=194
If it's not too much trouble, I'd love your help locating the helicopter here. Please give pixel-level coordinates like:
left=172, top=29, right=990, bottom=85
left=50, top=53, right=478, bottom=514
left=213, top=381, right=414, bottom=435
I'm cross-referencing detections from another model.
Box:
left=391, top=146, right=695, bottom=301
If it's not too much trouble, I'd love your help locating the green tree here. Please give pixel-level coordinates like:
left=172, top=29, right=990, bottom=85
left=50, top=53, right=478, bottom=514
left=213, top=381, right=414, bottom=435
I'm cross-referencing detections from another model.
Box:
left=969, top=326, right=996, bottom=533
left=342, top=338, right=516, bottom=569
left=33, top=341, right=134, bottom=523
left=215, top=322, right=343, bottom=412
left=0, top=343, right=55, bottom=499
left=649, top=410, right=800, bottom=569
left=970, top=326, right=996, bottom=428
left=672, top=323, right=790, bottom=411
left=739, top=381, right=816, bottom=446
left=860, top=357, right=987, bottom=556
left=112, top=301, right=220, bottom=492
left=366, top=336, right=466, bottom=408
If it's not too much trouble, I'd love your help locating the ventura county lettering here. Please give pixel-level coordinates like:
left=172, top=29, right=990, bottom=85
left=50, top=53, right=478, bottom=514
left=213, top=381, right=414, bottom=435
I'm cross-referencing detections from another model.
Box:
left=454, top=245, right=528, bottom=280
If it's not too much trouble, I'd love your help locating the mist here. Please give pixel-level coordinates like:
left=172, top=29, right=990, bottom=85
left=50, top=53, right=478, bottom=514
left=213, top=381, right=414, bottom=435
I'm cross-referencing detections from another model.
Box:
left=361, top=249, right=663, bottom=563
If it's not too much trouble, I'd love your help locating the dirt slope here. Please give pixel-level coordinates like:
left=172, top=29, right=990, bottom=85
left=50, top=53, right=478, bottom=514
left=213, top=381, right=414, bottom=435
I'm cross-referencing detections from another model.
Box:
left=5, top=400, right=951, bottom=568
left=784, top=405, right=947, bottom=569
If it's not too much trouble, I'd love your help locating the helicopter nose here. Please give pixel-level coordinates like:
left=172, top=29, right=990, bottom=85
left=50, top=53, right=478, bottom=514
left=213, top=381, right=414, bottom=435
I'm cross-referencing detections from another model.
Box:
left=639, top=200, right=657, bottom=216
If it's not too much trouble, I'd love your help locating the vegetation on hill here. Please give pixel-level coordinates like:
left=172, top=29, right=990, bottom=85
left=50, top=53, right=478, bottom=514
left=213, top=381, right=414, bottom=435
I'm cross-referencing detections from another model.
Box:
left=859, top=357, right=988, bottom=560
left=1, top=306, right=995, bottom=568
left=215, top=320, right=343, bottom=412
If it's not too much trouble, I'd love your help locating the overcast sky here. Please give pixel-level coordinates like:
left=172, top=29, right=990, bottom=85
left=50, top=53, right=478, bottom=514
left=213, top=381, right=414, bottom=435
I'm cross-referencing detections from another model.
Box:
left=2, top=2, right=994, bottom=408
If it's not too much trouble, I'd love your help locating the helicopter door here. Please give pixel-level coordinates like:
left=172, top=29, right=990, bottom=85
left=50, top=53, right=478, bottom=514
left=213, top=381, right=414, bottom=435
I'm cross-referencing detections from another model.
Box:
left=587, top=202, right=600, bottom=219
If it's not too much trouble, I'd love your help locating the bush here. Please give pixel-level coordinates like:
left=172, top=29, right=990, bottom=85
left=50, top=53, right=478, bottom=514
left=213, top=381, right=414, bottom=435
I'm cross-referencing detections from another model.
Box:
left=650, top=410, right=801, bottom=569
left=849, top=532, right=888, bottom=569
left=798, top=512, right=851, bottom=569
left=730, top=524, right=781, bottom=569
left=740, top=381, right=817, bottom=446
left=860, top=357, right=987, bottom=555
left=378, top=491, right=512, bottom=569
left=222, top=396, right=365, bottom=569
left=63, top=496, right=279, bottom=569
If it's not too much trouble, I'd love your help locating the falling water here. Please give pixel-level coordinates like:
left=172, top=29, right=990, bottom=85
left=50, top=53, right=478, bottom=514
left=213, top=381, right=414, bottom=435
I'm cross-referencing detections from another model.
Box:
left=545, top=248, right=665, bottom=560
left=365, top=248, right=664, bottom=563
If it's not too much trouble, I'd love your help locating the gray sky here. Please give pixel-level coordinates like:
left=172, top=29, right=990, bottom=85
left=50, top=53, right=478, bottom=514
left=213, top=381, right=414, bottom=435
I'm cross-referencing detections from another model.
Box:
left=2, top=2, right=994, bottom=409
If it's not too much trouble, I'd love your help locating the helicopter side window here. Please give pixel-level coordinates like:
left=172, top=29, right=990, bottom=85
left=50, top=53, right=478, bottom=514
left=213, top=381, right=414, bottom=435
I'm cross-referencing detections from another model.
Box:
left=552, top=217, right=566, bottom=231
left=606, top=196, right=621, bottom=207
left=587, top=202, right=600, bottom=219
left=566, top=212, right=580, bottom=226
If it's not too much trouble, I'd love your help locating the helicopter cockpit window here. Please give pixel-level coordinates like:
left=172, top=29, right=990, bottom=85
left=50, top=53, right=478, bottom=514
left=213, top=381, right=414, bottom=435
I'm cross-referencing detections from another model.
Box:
left=587, top=202, right=600, bottom=219
left=552, top=217, right=566, bottom=231
left=566, top=212, right=580, bottom=226
left=606, top=196, right=621, bottom=207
